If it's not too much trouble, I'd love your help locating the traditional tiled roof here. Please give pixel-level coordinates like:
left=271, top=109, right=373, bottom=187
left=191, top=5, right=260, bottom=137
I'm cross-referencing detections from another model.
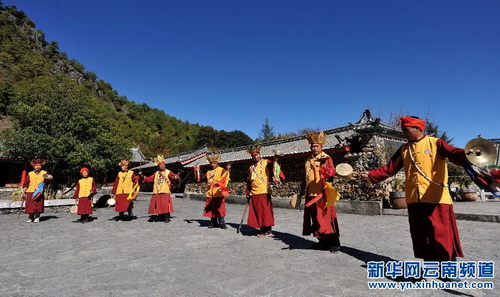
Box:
left=130, top=147, right=148, bottom=163
left=184, top=110, right=403, bottom=168
left=488, top=139, right=500, bottom=165
left=131, top=146, right=209, bottom=170
left=165, top=146, right=208, bottom=165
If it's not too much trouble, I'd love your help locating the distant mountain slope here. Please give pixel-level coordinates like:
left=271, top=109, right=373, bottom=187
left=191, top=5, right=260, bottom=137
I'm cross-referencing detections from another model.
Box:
left=0, top=3, right=253, bottom=158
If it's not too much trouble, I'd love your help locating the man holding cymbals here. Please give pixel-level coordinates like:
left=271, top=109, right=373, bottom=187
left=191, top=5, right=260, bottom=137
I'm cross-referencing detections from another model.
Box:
left=360, top=116, right=466, bottom=263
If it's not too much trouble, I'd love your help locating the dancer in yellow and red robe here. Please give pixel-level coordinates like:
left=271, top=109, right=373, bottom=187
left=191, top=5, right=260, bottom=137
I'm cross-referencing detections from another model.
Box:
left=73, top=167, right=97, bottom=223
left=245, top=146, right=284, bottom=237
left=22, top=159, right=50, bottom=223
left=360, top=116, right=465, bottom=262
left=198, top=154, right=230, bottom=229
left=111, top=159, right=140, bottom=220
left=300, top=131, right=341, bottom=253
left=141, top=155, right=180, bottom=222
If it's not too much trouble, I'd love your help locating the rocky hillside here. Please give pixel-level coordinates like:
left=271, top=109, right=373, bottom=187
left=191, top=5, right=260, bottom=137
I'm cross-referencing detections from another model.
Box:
left=0, top=3, right=253, bottom=157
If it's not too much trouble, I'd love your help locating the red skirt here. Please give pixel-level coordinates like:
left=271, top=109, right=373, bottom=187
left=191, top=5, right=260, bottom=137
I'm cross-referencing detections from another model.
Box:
left=115, top=194, right=133, bottom=212
left=148, top=193, right=174, bottom=214
left=302, top=196, right=340, bottom=239
left=247, top=194, right=274, bottom=228
left=77, top=197, right=93, bottom=215
left=24, top=192, right=44, bottom=214
left=408, top=202, right=463, bottom=261
left=203, top=196, right=226, bottom=218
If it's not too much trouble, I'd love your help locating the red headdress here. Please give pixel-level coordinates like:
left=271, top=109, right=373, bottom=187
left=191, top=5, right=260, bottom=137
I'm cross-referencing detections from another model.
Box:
left=30, top=159, right=46, bottom=166
left=400, top=116, right=426, bottom=132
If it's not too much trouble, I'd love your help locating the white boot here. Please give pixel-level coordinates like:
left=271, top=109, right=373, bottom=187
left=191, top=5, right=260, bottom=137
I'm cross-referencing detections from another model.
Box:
left=33, top=218, right=40, bottom=223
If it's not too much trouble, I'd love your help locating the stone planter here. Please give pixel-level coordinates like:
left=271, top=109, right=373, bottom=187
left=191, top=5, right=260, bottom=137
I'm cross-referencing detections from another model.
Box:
left=460, top=188, right=478, bottom=202
left=389, top=191, right=407, bottom=209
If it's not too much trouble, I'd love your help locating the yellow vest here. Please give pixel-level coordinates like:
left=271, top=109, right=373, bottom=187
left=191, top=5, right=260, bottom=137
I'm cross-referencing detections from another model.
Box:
left=78, top=177, right=94, bottom=198
left=26, top=170, right=47, bottom=192
left=206, top=166, right=229, bottom=198
left=249, top=159, right=270, bottom=195
left=305, top=152, right=330, bottom=197
left=401, top=136, right=452, bottom=205
left=116, top=170, right=134, bottom=194
left=153, top=170, right=172, bottom=194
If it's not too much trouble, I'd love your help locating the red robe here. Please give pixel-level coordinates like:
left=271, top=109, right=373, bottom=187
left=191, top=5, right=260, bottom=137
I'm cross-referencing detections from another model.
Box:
left=111, top=171, right=139, bottom=212
left=202, top=168, right=228, bottom=218
left=143, top=171, right=178, bottom=214
left=247, top=194, right=274, bottom=228
left=203, top=197, right=227, bottom=218
left=23, top=173, right=45, bottom=214
left=302, top=156, right=340, bottom=239
left=74, top=179, right=97, bottom=215
left=245, top=160, right=275, bottom=228
left=369, top=138, right=465, bottom=261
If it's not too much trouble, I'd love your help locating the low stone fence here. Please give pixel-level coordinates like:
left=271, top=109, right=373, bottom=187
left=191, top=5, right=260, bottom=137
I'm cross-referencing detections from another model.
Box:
left=181, top=193, right=382, bottom=216
left=0, top=187, right=114, bottom=209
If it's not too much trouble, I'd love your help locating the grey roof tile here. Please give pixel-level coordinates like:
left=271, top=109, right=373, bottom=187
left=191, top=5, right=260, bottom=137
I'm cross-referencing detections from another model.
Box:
left=185, top=119, right=403, bottom=167
left=130, top=147, right=148, bottom=163
left=131, top=146, right=208, bottom=170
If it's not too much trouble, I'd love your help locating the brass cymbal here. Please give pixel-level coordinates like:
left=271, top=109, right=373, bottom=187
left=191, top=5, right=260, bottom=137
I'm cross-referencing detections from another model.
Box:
left=465, top=138, right=496, bottom=167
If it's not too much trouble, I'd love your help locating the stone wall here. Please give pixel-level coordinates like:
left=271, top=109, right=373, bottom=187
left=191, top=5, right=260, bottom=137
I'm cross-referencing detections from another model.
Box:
left=332, top=135, right=395, bottom=201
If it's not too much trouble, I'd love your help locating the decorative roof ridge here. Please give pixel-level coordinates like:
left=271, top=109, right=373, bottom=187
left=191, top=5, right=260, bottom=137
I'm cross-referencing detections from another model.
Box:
left=130, top=146, right=147, bottom=162
left=208, top=118, right=399, bottom=155
left=163, top=146, right=209, bottom=159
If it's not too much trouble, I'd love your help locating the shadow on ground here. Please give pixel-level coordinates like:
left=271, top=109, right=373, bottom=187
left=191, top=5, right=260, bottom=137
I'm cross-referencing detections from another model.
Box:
left=225, top=222, right=260, bottom=236
left=341, top=246, right=474, bottom=296
left=39, top=215, right=58, bottom=222
left=184, top=218, right=212, bottom=227
left=108, top=215, right=138, bottom=222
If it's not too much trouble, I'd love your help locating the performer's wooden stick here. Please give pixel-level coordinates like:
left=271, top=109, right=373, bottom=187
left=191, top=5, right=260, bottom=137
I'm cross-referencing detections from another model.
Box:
left=237, top=196, right=250, bottom=234
left=17, top=169, right=27, bottom=220
left=17, top=197, right=25, bottom=220
left=174, top=170, right=193, bottom=189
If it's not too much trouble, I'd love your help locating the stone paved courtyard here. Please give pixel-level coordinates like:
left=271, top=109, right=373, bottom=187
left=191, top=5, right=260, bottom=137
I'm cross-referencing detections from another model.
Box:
left=0, top=194, right=498, bottom=297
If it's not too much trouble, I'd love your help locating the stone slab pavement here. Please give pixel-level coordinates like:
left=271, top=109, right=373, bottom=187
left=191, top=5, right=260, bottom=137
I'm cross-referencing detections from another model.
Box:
left=0, top=194, right=498, bottom=297
left=383, top=199, right=500, bottom=223
left=453, top=199, right=500, bottom=216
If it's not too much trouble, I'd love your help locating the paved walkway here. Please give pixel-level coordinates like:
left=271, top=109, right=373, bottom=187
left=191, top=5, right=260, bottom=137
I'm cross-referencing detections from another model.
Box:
left=0, top=194, right=498, bottom=296
left=453, top=199, right=500, bottom=216
left=383, top=198, right=500, bottom=223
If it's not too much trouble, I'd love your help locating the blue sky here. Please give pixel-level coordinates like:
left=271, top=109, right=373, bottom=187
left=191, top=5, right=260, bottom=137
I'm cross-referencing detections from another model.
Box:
left=5, top=0, right=500, bottom=146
